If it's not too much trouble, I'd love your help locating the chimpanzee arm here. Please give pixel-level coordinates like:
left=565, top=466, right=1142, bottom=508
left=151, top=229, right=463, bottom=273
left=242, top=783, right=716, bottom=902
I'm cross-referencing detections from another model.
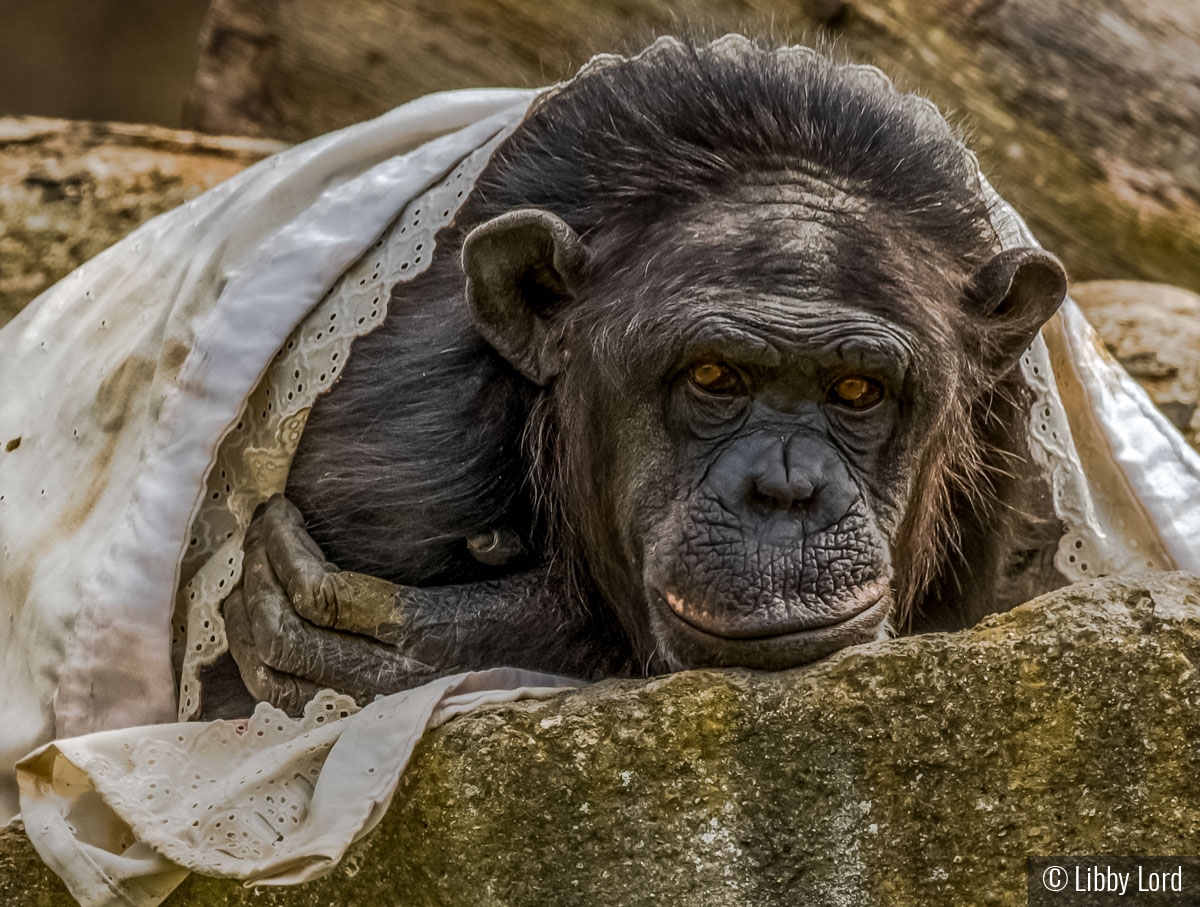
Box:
left=223, top=495, right=632, bottom=714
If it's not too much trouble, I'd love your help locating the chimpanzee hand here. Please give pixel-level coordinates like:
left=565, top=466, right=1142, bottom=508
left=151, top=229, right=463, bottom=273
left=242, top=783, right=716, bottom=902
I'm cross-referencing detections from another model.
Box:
left=224, top=494, right=625, bottom=716
left=224, top=495, right=445, bottom=714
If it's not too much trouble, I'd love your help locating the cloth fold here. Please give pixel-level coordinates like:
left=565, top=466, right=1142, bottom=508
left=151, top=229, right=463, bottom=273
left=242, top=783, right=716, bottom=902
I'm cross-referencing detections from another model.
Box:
left=0, top=87, right=535, bottom=825
left=19, top=670, right=575, bottom=904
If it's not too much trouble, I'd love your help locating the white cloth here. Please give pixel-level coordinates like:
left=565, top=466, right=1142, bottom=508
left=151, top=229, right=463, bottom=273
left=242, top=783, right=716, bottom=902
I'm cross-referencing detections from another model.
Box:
left=0, top=86, right=537, bottom=818
left=17, top=669, right=575, bottom=901
left=2, top=36, right=1199, bottom=907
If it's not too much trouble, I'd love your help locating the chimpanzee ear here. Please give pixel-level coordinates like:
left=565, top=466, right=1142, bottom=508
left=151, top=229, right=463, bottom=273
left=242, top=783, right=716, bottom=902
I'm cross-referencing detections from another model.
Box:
left=463, top=208, right=587, bottom=386
left=967, top=247, right=1068, bottom=362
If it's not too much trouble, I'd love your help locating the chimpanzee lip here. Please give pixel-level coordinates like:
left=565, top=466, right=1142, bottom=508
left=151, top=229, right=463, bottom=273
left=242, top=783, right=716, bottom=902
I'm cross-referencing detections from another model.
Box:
left=654, top=585, right=890, bottom=642
left=647, top=586, right=891, bottom=670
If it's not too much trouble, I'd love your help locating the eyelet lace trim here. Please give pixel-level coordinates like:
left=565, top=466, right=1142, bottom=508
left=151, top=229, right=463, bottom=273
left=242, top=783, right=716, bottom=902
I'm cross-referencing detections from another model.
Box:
left=172, top=131, right=512, bottom=720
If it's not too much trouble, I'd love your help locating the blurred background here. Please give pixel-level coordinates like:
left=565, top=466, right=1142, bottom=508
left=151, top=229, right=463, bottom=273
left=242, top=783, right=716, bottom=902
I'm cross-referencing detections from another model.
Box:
left=0, top=0, right=211, bottom=126
left=1, top=0, right=1198, bottom=340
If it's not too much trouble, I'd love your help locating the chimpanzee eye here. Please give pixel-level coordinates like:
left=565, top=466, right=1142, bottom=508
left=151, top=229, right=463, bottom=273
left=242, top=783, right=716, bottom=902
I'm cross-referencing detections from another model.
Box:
left=687, top=361, right=746, bottom=396
left=828, top=375, right=884, bottom=410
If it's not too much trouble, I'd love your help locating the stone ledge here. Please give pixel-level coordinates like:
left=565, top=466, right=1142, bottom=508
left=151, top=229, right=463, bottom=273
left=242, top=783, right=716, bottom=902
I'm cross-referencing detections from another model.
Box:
left=4, top=572, right=1199, bottom=906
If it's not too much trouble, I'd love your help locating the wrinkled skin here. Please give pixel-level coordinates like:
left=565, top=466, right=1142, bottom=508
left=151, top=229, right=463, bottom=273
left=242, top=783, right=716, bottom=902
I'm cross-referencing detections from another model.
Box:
left=219, top=43, right=1069, bottom=716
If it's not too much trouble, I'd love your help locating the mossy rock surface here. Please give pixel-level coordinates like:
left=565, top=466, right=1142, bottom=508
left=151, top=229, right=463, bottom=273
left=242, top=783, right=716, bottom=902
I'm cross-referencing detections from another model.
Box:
left=4, top=571, right=1200, bottom=905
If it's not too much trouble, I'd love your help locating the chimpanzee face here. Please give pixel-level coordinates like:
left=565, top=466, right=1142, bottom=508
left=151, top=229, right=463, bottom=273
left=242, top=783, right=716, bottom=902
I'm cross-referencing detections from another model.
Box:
left=558, top=194, right=961, bottom=669
left=463, top=184, right=1064, bottom=670
left=631, top=311, right=918, bottom=669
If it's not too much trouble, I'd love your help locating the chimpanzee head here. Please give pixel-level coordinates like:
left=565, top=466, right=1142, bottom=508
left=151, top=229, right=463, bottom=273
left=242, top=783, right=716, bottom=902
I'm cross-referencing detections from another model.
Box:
left=461, top=39, right=1066, bottom=670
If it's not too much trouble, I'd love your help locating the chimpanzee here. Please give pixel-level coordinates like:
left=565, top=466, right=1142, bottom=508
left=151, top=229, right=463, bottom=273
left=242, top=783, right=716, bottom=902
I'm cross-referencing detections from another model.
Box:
left=221, top=38, right=1069, bottom=714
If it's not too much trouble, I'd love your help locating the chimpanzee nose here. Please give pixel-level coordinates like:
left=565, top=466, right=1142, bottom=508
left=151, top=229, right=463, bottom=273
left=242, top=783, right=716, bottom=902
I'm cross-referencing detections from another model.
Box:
left=748, top=467, right=816, bottom=511
left=749, top=447, right=817, bottom=512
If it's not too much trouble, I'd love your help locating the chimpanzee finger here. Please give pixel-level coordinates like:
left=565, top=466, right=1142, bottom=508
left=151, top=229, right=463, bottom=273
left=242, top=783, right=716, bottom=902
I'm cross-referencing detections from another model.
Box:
left=223, top=588, right=325, bottom=716
left=241, top=539, right=437, bottom=700
left=257, top=495, right=406, bottom=637
left=261, top=494, right=326, bottom=559
left=254, top=494, right=340, bottom=627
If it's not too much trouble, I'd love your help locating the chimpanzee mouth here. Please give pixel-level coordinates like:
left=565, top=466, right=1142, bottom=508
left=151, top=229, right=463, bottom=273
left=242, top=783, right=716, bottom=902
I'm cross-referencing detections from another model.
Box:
left=648, top=584, right=892, bottom=670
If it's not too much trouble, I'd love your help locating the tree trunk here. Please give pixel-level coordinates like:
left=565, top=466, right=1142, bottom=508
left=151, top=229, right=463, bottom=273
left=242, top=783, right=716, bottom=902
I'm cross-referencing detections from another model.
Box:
left=182, top=0, right=1200, bottom=293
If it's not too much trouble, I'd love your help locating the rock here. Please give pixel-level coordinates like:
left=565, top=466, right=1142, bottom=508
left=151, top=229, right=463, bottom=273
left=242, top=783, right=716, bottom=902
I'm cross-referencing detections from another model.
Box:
left=0, top=823, right=72, bottom=907
left=0, top=117, right=283, bottom=327
left=4, top=571, right=1200, bottom=905
left=1073, top=280, right=1200, bottom=451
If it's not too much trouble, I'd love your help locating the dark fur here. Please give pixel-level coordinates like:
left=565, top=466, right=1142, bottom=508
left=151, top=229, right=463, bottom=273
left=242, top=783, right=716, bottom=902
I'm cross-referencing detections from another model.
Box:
left=286, top=38, right=1064, bottom=661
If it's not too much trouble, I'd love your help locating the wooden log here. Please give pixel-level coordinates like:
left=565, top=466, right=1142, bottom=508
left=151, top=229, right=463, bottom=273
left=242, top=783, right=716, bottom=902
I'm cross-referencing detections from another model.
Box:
left=0, top=117, right=283, bottom=326
left=182, top=0, right=1200, bottom=293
